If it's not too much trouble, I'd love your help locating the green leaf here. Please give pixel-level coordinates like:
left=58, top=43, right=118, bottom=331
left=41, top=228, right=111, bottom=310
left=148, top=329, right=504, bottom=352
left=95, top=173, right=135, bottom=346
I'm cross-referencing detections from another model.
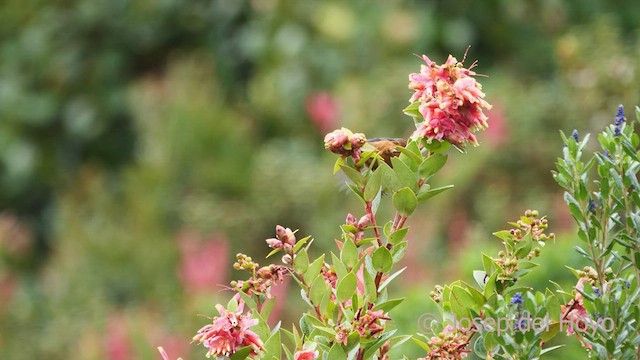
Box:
left=333, top=157, right=345, bottom=174
left=392, top=187, right=417, bottom=216
left=326, top=343, right=347, bottom=360
left=293, top=235, right=312, bottom=253
left=363, top=264, right=377, bottom=303
left=332, top=252, right=348, bottom=279
left=372, top=246, right=393, bottom=273
left=388, top=227, right=409, bottom=245
left=304, top=254, right=325, bottom=284
left=418, top=153, right=448, bottom=179
left=266, top=247, right=281, bottom=258
left=227, top=297, right=239, bottom=312
left=294, top=249, right=309, bottom=274
left=371, top=185, right=382, bottom=214
left=229, top=346, right=253, bottom=360
left=540, top=344, right=564, bottom=355
left=282, top=345, right=294, bottom=360
left=481, top=253, right=494, bottom=274
left=260, top=297, right=276, bottom=320
left=347, top=182, right=364, bottom=202
left=339, top=165, right=366, bottom=186
left=379, top=267, right=406, bottom=291
left=397, top=146, right=422, bottom=168
left=416, top=184, right=454, bottom=202
left=473, top=336, right=487, bottom=358
left=364, top=168, right=383, bottom=201
left=403, top=101, right=421, bottom=117
left=424, top=139, right=451, bottom=154
left=483, top=332, right=499, bottom=353
left=451, top=285, right=481, bottom=313
left=391, top=157, right=418, bottom=191
left=473, top=270, right=488, bottom=289
left=390, top=240, right=408, bottom=264
left=373, top=298, right=405, bottom=312
left=378, top=161, right=403, bottom=192
left=309, top=276, right=326, bottom=304
left=263, top=330, right=281, bottom=358
left=483, top=272, right=498, bottom=299
left=341, top=239, right=358, bottom=269
left=492, top=230, right=511, bottom=241
left=337, top=272, right=358, bottom=302
left=412, top=337, right=431, bottom=351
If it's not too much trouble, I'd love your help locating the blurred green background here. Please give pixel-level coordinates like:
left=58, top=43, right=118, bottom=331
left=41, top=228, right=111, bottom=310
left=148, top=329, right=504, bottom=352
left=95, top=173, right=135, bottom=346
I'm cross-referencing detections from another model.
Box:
left=1, top=0, right=639, bottom=359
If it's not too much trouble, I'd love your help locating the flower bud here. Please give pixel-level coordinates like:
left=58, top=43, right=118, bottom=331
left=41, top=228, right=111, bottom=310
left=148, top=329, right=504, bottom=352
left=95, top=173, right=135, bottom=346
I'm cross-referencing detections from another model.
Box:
left=283, top=227, right=296, bottom=246
left=282, top=254, right=293, bottom=265
left=275, top=225, right=287, bottom=240
left=357, top=214, right=371, bottom=229
left=350, top=133, right=366, bottom=148
left=266, top=238, right=282, bottom=249
left=345, top=213, right=357, bottom=226
left=324, top=129, right=350, bottom=154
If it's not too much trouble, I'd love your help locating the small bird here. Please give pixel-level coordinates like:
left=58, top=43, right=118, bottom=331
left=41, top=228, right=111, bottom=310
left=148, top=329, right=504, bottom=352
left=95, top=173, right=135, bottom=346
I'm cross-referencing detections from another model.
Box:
left=366, top=137, right=407, bottom=167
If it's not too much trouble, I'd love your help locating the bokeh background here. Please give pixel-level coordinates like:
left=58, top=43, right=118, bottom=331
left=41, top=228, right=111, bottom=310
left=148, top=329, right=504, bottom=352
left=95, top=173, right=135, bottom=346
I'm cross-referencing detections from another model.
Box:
left=1, top=1, right=639, bottom=359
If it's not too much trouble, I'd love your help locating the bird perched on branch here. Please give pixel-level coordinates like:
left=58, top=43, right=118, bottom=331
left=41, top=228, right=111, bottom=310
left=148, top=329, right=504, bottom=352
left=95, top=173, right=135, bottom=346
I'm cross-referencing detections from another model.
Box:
left=366, top=137, right=407, bottom=167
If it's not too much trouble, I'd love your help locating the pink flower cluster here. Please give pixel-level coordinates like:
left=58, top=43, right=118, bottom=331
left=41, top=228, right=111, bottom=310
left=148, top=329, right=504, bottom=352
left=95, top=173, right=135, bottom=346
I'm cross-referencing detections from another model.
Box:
left=409, top=54, right=491, bottom=146
left=192, top=302, right=263, bottom=357
left=265, top=225, right=296, bottom=254
left=294, top=349, right=319, bottom=360
left=561, top=277, right=594, bottom=350
left=324, top=127, right=366, bottom=163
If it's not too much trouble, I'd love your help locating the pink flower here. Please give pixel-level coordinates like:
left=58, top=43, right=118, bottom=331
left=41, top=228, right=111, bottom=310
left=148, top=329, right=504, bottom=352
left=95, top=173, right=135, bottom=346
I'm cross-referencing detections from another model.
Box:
left=294, top=349, right=319, bottom=360
left=192, top=302, right=263, bottom=357
left=324, top=128, right=366, bottom=163
left=275, top=225, right=296, bottom=246
left=560, top=278, right=594, bottom=350
left=177, top=229, right=229, bottom=294
left=408, top=54, right=491, bottom=147
left=306, top=91, right=339, bottom=133
left=105, top=313, right=132, bottom=360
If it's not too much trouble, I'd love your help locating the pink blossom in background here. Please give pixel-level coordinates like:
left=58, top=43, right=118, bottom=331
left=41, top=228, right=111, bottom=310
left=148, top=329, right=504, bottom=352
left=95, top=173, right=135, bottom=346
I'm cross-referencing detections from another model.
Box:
left=447, top=210, right=469, bottom=255
left=483, top=102, right=509, bottom=148
left=0, top=274, right=16, bottom=312
left=177, top=229, right=229, bottom=293
left=0, top=212, right=33, bottom=258
left=155, top=334, right=188, bottom=360
left=306, top=91, right=339, bottom=133
left=105, top=313, right=132, bottom=360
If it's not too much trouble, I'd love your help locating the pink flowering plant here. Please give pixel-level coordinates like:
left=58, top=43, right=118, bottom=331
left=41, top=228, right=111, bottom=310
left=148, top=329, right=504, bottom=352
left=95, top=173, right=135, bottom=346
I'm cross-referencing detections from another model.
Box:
left=159, top=53, right=640, bottom=359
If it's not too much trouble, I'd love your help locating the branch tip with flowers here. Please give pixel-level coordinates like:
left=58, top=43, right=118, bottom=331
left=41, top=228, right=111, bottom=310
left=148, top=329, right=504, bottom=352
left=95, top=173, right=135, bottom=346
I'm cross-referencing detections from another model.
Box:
left=158, top=53, right=640, bottom=360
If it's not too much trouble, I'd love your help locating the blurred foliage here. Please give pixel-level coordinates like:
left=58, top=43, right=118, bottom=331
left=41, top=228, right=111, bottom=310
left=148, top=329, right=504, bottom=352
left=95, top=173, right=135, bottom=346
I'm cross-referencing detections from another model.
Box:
left=1, top=0, right=639, bottom=358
